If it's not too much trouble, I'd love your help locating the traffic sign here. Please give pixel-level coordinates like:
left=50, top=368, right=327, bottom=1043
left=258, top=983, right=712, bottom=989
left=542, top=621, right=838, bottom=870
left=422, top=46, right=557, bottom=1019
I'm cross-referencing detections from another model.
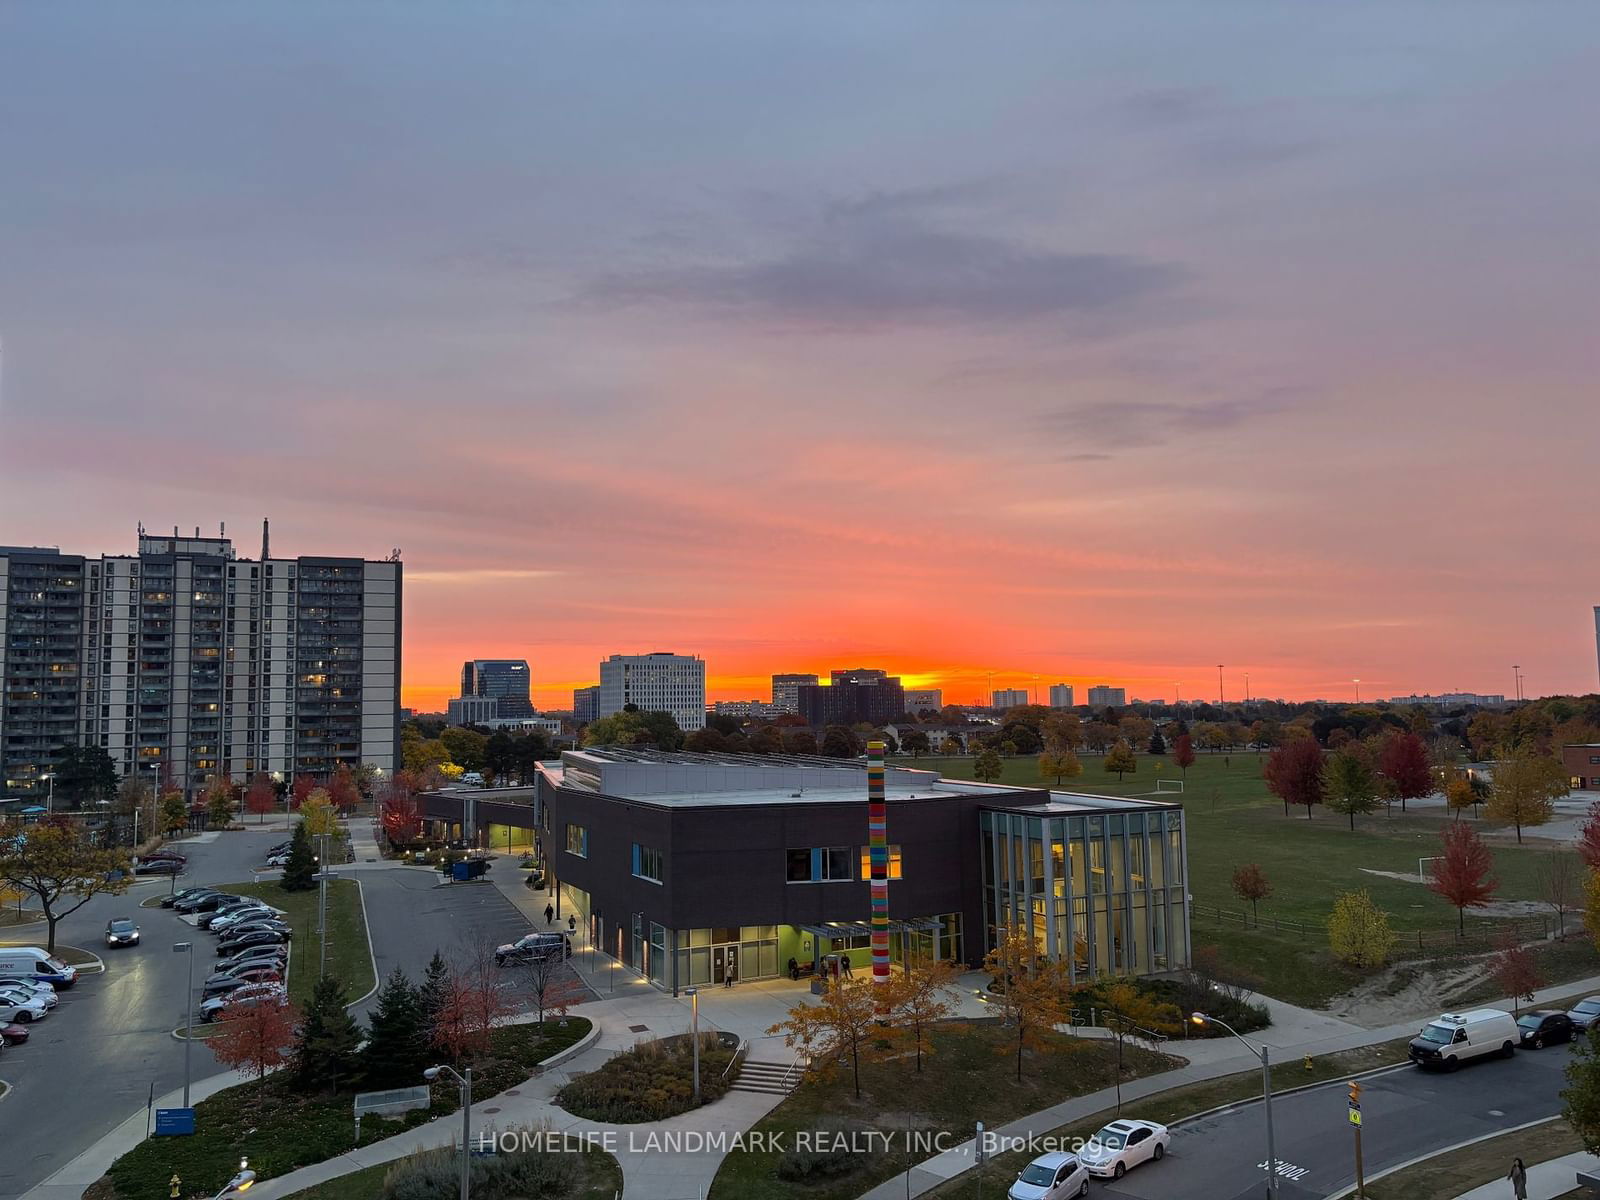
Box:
left=1348, top=1107, right=1362, bottom=1126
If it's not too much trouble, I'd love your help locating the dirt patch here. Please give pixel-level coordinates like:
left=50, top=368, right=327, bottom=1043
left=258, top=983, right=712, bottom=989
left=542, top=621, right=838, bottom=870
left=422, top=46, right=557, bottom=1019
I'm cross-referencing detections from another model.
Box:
left=1326, top=955, right=1495, bottom=1026
left=1357, top=868, right=1570, bottom=919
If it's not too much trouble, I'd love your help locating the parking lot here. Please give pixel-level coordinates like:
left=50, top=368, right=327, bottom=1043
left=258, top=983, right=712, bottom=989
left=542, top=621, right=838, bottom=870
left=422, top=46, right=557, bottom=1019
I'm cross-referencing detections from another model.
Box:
left=0, top=828, right=278, bottom=1199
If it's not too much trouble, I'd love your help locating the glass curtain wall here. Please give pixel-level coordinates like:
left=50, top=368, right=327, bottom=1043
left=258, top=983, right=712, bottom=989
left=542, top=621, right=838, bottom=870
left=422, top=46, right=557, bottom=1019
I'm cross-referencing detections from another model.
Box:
left=980, top=808, right=1188, bottom=982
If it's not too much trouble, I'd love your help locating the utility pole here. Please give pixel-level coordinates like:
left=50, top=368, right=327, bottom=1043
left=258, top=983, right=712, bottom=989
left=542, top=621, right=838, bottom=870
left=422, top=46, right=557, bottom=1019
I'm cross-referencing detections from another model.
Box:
left=1348, top=1080, right=1365, bottom=1197
left=1217, top=665, right=1224, bottom=706
left=1512, top=665, right=1522, bottom=703
left=1353, top=678, right=1361, bottom=703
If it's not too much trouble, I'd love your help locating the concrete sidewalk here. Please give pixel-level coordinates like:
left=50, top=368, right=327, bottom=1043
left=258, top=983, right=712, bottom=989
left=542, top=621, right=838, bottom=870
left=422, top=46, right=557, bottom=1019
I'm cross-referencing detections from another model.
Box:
left=1452, top=1150, right=1600, bottom=1200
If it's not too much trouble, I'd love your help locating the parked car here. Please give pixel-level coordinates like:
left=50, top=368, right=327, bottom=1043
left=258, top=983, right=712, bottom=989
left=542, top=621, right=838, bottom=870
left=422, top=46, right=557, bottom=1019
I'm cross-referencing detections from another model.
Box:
left=227, top=918, right=291, bottom=939
left=0, top=977, right=57, bottom=1002
left=265, top=853, right=291, bottom=867
left=216, top=929, right=287, bottom=957
left=0, top=991, right=51, bottom=1021
left=1409, top=1009, right=1518, bottom=1069
left=175, top=891, right=230, bottom=914
left=105, top=918, right=141, bottom=947
left=0, top=984, right=56, bottom=1010
left=202, top=968, right=284, bottom=1000
left=1078, top=1120, right=1169, bottom=1179
left=142, top=848, right=189, bottom=862
left=204, top=959, right=285, bottom=987
left=162, top=887, right=214, bottom=909
left=205, top=906, right=272, bottom=933
left=133, top=858, right=183, bottom=876
left=1, top=1022, right=29, bottom=1044
left=0, top=948, right=77, bottom=988
left=215, top=946, right=288, bottom=974
left=201, top=900, right=270, bottom=930
left=1568, top=996, right=1600, bottom=1032
left=1518, top=1010, right=1575, bottom=1048
left=1009, top=1151, right=1090, bottom=1199
left=494, top=933, right=570, bottom=966
left=201, top=982, right=288, bottom=1022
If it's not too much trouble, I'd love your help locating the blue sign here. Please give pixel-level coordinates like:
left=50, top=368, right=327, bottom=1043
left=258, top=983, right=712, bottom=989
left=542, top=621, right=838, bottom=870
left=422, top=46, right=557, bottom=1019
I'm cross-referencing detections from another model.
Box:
left=154, top=1108, right=196, bottom=1136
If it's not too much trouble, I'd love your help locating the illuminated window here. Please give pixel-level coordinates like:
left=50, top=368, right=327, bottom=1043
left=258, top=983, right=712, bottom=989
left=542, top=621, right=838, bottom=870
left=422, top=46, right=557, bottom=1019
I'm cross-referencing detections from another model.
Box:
left=859, top=845, right=903, bottom=880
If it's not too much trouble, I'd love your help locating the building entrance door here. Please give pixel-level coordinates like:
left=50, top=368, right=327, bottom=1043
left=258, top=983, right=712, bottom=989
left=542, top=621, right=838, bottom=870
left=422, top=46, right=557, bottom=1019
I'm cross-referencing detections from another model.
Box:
left=713, top=944, right=739, bottom=986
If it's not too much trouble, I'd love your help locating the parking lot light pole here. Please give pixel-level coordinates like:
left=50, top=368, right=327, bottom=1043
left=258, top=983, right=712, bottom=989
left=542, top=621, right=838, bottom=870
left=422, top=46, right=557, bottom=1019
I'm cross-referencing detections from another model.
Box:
left=424, top=1065, right=472, bottom=1200
left=686, top=988, right=700, bottom=1105
left=174, top=943, right=195, bottom=1106
left=314, top=865, right=339, bottom=979
left=1192, top=1012, right=1279, bottom=1198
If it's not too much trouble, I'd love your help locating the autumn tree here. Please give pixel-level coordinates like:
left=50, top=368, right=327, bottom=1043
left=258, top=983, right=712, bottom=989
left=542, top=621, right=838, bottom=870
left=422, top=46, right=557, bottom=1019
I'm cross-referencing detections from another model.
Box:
left=1427, top=823, right=1498, bottom=935
left=1038, top=751, right=1083, bottom=787
left=291, top=773, right=318, bottom=811
left=1377, top=732, right=1434, bottom=813
left=1444, top=772, right=1477, bottom=821
left=521, top=952, right=586, bottom=1029
left=327, top=764, right=363, bottom=815
left=1097, top=980, right=1181, bottom=1113
left=244, top=773, right=278, bottom=825
left=1489, top=749, right=1567, bottom=843
left=768, top=976, right=890, bottom=1099
left=1489, top=934, right=1543, bottom=1016
left=301, top=788, right=340, bottom=838
left=901, top=729, right=931, bottom=757
left=203, top=778, right=235, bottom=830
left=1323, top=748, right=1381, bottom=830
left=381, top=776, right=422, bottom=846
left=1042, top=712, right=1083, bottom=756
left=1539, top=849, right=1581, bottom=939
left=1173, top=734, right=1196, bottom=777
left=1230, top=864, right=1272, bottom=925
left=432, top=940, right=516, bottom=1062
left=160, top=789, right=188, bottom=835
left=1327, top=889, right=1395, bottom=967
left=1103, top=741, right=1137, bottom=781
left=973, top=748, right=1003, bottom=783
left=886, top=960, right=960, bottom=1073
left=1264, top=738, right=1324, bottom=818
left=1583, top=871, right=1600, bottom=954
left=984, top=925, right=1069, bottom=1082
left=1580, top=802, right=1600, bottom=870
left=0, top=823, right=131, bottom=951
left=210, top=994, right=297, bottom=1079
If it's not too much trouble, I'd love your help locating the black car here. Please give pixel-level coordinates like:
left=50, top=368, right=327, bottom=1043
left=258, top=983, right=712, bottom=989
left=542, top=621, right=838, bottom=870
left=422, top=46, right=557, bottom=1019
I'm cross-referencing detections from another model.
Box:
left=1518, top=1010, right=1574, bottom=1048
left=226, top=920, right=292, bottom=942
left=216, top=929, right=287, bottom=956
left=133, top=858, right=183, bottom=876
left=215, top=947, right=289, bottom=974
left=162, top=887, right=214, bottom=909
left=494, top=933, right=570, bottom=966
left=175, top=892, right=232, bottom=914
left=105, top=918, right=141, bottom=948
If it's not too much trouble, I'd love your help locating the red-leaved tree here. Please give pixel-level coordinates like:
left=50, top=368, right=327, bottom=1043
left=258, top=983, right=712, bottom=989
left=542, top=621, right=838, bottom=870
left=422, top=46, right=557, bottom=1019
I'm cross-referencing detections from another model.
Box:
left=432, top=941, right=516, bottom=1062
left=1263, top=738, right=1325, bottom=818
left=1378, top=731, right=1434, bottom=813
left=1489, top=933, right=1543, bottom=1016
left=1578, top=800, right=1600, bottom=870
left=290, top=774, right=317, bottom=812
left=1173, top=734, right=1196, bottom=777
left=209, top=997, right=297, bottom=1079
left=1230, top=863, right=1272, bottom=925
left=381, top=774, right=421, bottom=846
left=244, top=773, right=278, bottom=825
left=1428, top=823, right=1498, bottom=935
left=328, top=764, right=362, bottom=815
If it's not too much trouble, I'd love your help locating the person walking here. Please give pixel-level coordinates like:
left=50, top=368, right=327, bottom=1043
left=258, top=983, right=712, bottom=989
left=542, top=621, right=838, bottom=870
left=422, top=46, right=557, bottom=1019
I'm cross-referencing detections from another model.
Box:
left=568, top=914, right=577, bottom=936
left=544, top=902, right=555, bottom=926
left=1507, top=1157, right=1528, bottom=1200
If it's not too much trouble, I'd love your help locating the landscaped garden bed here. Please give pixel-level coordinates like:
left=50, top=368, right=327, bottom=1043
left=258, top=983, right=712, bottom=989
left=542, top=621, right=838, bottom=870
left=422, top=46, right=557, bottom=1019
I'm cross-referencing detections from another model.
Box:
left=557, top=1030, right=738, bottom=1122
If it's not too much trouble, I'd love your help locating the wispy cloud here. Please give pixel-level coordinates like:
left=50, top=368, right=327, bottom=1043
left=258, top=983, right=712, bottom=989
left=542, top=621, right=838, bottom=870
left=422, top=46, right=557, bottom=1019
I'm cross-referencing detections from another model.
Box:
left=405, top=568, right=564, bottom=585
left=1036, top=387, right=1308, bottom=453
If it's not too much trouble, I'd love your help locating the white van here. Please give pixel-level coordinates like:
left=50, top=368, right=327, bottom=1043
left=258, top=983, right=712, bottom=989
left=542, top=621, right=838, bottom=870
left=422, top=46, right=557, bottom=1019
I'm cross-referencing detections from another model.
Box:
left=0, top=947, right=78, bottom=989
left=1409, top=1008, right=1518, bottom=1069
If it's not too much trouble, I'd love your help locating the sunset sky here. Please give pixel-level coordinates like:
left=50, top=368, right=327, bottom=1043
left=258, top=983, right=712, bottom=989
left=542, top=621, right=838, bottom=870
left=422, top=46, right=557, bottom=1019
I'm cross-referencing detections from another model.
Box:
left=3, top=4, right=1598, bottom=713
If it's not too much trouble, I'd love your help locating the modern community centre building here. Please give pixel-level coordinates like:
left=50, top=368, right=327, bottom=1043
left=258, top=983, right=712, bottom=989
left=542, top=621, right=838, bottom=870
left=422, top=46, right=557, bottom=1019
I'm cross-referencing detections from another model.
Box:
left=497, top=747, right=1192, bottom=995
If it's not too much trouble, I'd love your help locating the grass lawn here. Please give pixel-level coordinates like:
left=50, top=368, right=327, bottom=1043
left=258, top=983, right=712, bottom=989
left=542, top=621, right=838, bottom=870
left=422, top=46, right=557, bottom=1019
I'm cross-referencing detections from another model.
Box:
left=708, top=1021, right=1179, bottom=1200
left=923, top=1037, right=1417, bottom=1200
left=1362, top=1117, right=1581, bottom=1200
left=228, top=879, right=374, bottom=1004
left=277, top=1145, right=623, bottom=1200
left=901, top=753, right=1574, bottom=1006
left=89, top=1018, right=592, bottom=1200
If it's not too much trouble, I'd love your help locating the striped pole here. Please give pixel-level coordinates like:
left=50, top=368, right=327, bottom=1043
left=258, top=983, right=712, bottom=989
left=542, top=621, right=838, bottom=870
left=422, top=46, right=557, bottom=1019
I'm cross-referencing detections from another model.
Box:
left=867, top=740, right=890, bottom=1008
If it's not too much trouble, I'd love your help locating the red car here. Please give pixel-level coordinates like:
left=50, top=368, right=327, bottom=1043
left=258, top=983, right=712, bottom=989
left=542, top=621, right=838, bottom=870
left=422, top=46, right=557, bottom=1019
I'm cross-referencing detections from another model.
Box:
left=2, top=1022, right=29, bottom=1045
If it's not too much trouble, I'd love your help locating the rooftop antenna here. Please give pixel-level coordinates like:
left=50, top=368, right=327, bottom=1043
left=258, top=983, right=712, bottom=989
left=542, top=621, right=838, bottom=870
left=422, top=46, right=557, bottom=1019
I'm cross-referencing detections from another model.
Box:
left=261, top=518, right=270, bottom=560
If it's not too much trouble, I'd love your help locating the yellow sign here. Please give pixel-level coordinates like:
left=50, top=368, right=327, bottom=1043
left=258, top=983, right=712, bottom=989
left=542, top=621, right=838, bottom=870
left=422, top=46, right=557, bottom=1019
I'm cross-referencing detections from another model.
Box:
left=1348, top=1107, right=1362, bottom=1126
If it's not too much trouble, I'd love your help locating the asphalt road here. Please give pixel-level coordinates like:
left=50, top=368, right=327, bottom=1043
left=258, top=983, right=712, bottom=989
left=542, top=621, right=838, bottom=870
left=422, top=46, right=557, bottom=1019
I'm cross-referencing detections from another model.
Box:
left=0, top=826, right=277, bottom=1199
left=354, top=867, right=562, bottom=1018
left=1103, top=1039, right=1576, bottom=1200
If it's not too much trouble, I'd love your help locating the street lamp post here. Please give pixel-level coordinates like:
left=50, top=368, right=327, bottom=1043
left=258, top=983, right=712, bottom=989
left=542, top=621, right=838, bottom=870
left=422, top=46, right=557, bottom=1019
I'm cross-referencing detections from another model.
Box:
left=174, top=943, right=195, bottom=1106
left=42, top=772, right=55, bottom=814
left=424, top=1065, right=473, bottom=1200
left=1192, top=1012, right=1278, bottom=1197
left=211, top=1159, right=255, bottom=1198
left=314, top=858, right=339, bottom=980
left=1353, top=679, right=1361, bottom=704
left=686, top=987, right=701, bottom=1105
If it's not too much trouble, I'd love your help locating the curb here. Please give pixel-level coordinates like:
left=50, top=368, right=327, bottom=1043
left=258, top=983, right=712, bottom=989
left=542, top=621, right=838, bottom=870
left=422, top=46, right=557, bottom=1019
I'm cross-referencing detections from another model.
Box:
left=1321, top=1114, right=1560, bottom=1199
left=349, top=877, right=381, bottom=1007
left=536, top=1020, right=602, bottom=1073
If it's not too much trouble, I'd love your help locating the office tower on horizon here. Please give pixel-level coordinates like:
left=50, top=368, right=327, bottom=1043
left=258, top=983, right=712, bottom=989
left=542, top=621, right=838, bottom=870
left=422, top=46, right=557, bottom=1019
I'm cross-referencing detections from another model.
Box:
left=598, top=652, right=706, bottom=731
left=771, top=673, right=820, bottom=714
left=992, top=688, right=1030, bottom=709
left=461, top=658, right=534, bottom=718
left=573, top=685, right=600, bottom=723
left=1048, top=683, right=1074, bottom=708
left=1086, top=685, right=1127, bottom=707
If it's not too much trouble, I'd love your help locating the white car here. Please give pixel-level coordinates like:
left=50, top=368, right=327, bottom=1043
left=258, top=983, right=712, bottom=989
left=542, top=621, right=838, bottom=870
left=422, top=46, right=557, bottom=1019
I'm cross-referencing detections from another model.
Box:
left=208, top=904, right=275, bottom=932
left=0, top=995, right=48, bottom=1022
left=1009, top=1151, right=1089, bottom=1199
left=0, top=984, right=56, bottom=1010
left=0, top=977, right=57, bottom=1001
left=1078, top=1120, right=1169, bottom=1179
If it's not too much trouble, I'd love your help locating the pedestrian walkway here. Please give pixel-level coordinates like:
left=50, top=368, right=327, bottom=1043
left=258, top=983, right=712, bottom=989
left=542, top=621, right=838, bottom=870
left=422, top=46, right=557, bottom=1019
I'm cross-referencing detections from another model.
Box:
left=1452, top=1151, right=1600, bottom=1200
left=344, top=816, right=383, bottom=863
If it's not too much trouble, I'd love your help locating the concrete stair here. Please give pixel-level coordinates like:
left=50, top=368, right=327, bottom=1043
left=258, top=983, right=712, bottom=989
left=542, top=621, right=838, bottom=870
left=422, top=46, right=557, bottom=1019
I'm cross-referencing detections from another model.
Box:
left=729, top=1058, right=799, bottom=1096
